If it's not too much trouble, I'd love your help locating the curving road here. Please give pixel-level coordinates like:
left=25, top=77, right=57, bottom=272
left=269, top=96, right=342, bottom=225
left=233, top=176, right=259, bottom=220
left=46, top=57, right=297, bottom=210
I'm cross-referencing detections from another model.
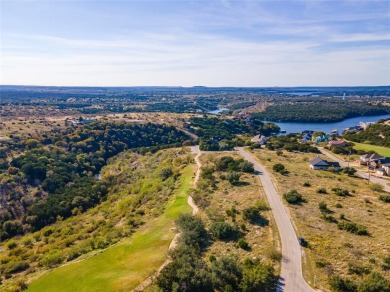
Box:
left=237, top=147, right=315, bottom=292
left=318, top=148, right=390, bottom=193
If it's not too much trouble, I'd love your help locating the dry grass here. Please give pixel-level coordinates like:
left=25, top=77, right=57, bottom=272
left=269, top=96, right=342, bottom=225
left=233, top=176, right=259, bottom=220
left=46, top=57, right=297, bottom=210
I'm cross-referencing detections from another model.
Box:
left=0, top=109, right=199, bottom=140
left=198, top=152, right=280, bottom=269
left=250, top=148, right=390, bottom=291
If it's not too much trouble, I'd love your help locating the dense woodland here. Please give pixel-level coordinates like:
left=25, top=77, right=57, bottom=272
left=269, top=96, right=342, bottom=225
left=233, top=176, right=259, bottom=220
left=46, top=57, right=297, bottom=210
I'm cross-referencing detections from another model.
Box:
left=0, top=122, right=191, bottom=240
left=254, top=99, right=390, bottom=122
left=265, top=134, right=320, bottom=153
left=344, top=123, right=390, bottom=147
left=189, top=116, right=280, bottom=140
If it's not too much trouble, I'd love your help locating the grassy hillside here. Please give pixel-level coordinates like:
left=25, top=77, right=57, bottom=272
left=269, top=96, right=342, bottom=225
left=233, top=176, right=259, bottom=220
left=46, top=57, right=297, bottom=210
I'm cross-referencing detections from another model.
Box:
left=352, top=142, right=390, bottom=157
left=27, top=164, right=194, bottom=292
left=0, top=148, right=194, bottom=291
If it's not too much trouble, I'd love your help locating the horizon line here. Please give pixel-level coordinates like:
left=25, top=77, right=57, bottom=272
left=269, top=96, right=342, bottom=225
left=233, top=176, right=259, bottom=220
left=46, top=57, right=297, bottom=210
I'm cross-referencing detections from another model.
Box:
left=1, top=84, right=390, bottom=89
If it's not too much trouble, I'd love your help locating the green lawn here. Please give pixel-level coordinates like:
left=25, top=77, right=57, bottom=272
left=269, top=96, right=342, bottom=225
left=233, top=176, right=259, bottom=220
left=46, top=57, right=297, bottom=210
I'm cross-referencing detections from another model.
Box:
left=27, top=165, right=194, bottom=292
left=353, top=142, right=390, bottom=157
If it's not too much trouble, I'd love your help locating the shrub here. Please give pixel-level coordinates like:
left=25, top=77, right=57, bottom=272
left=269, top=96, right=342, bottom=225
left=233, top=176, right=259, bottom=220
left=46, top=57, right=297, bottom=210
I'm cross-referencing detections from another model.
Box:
left=6, top=240, right=17, bottom=249
left=332, top=188, right=350, bottom=196
left=283, top=190, right=304, bottom=204
left=358, top=272, right=390, bottom=292
left=322, top=214, right=338, bottom=223
left=318, top=202, right=330, bottom=213
left=303, top=182, right=311, bottom=187
left=2, top=260, right=29, bottom=276
left=175, top=214, right=208, bottom=248
left=210, top=222, right=237, bottom=240
left=211, top=256, right=243, bottom=291
left=369, top=183, right=384, bottom=192
left=254, top=201, right=270, bottom=211
left=379, top=194, right=390, bottom=203
left=315, top=259, right=331, bottom=268
left=343, top=167, right=357, bottom=176
left=160, top=168, right=173, bottom=181
left=240, top=261, right=276, bottom=292
left=238, top=161, right=255, bottom=173
left=335, top=203, right=343, bottom=208
left=227, top=171, right=240, bottom=185
left=237, top=238, right=250, bottom=250
left=157, top=256, right=213, bottom=292
left=242, top=206, right=269, bottom=226
left=272, top=163, right=285, bottom=174
left=317, top=188, right=327, bottom=194
left=242, top=207, right=260, bottom=222
left=382, top=255, right=390, bottom=271
left=268, top=250, right=282, bottom=262
left=337, top=221, right=368, bottom=236
left=329, top=275, right=357, bottom=292
left=348, top=262, right=370, bottom=275
left=39, top=249, right=65, bottom=268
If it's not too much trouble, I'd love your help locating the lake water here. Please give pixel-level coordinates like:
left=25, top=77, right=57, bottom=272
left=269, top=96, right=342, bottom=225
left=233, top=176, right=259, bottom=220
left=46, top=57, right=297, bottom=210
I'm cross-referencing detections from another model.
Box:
left=266, top=114, right=390, bottom=134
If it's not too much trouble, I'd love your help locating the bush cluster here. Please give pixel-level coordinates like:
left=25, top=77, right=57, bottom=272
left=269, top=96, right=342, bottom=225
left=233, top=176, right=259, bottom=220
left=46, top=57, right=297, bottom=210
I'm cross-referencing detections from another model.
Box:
left=337, top=221, right=369, bottom=236
left=283, top=190, right=305, bottom=205
left=157, top=214, right=277, bottom=291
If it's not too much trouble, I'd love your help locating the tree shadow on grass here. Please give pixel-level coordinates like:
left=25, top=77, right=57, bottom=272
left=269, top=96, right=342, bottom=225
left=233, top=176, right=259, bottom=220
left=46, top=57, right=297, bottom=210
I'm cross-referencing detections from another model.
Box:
left=249, top=215, right=269, bottom=227
left=234, top=181, right=250, bottom=187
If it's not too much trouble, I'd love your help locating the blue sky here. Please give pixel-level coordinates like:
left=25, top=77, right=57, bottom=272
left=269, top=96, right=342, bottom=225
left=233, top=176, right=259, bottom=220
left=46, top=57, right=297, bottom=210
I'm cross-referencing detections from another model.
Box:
left=1, top=0, right=389, bottom=86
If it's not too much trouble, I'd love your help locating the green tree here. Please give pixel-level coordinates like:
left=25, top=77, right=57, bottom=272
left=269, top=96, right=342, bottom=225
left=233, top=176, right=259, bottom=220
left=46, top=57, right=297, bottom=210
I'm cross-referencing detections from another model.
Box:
left=211, top=256, right=243, bottom=291
left=210, top=222, right=237, bottom=240
left=227, top=171, right=240, bottom=185
left=272, top=163, right=285, bottom=174
left=358, top=272, right=390, bottom=292
left=329, top=275, right=357, bottom=292
left=283, top=190, right=304, bottom=205
left=240, top=261, right=276, bottom=292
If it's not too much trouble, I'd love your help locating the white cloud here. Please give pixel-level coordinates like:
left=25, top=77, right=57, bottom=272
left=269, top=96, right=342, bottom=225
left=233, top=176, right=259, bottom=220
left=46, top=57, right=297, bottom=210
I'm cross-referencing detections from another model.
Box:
left=1, top=0, right=389, bottom=86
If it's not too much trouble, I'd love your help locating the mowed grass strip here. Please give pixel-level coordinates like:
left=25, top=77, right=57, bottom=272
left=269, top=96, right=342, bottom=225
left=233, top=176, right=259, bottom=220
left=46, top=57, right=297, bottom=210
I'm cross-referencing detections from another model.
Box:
left=27, top=165, right=194, bottom=292
left=352, top=142, right=390, bottom=157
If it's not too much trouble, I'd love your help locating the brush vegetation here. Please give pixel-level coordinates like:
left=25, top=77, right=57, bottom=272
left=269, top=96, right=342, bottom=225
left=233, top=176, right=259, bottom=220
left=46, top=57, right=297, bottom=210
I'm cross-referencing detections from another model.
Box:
left=250, top=148, right=390, bottom=291
left=1, top=148, right=194, bottom=291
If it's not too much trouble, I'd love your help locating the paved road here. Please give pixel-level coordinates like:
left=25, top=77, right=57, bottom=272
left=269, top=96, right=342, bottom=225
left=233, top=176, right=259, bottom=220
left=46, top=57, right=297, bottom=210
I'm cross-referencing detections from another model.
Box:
left=318, top=148, right=390, bottom=193
left=237, top=147, right=315, bottom=292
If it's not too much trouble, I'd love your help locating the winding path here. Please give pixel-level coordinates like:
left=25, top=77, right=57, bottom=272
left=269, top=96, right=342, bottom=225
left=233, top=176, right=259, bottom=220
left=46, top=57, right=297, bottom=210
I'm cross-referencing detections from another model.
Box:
left=189, top=145, right=201, bottom=215
left=318, top=148, right=390, bottom=193
left=236, top=147, right=315, bottom=292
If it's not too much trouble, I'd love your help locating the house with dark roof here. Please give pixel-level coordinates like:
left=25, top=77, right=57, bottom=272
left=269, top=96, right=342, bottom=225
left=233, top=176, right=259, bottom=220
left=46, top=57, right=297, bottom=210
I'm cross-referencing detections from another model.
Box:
left=359, top=153, right=385, bottom=165
left=309, top=157, right=340, bottom=170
